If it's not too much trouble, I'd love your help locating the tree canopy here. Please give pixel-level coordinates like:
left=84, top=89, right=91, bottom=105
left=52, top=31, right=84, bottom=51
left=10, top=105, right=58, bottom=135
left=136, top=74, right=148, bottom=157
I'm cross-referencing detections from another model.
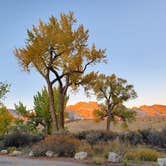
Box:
left=0, top=106, right=14, bottom=134
left=14, top=12, right=107, bottom=132
left=84, top=73, right=137, bottom=131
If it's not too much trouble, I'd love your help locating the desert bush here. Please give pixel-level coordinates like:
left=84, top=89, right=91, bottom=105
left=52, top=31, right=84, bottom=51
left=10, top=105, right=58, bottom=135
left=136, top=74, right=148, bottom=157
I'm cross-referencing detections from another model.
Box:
left=32, top=134, right=80, bottom=157
left=118, top=128, right=166, bottom=148
left=108, top=138, right=132, bottom=156
left=74, top=128, right=166, bottom=148
left=0, top=135, right=4, bottom=149
left=92, top=142, right=110, bottom=157
left=139, top=129, right=166, bottom=148
left=74, top=130, right=117, bottom=145
left=125, top=147, right=161, bottom=161
left=85, top=131, right=103, bottom=145
left=77, top=141, right=93, bottom=156
left=119, top=131, right=143, bottom=145
left=83, top=138, right=131, bottom=159
left=3, top=132, right=43, bottom=148
left=161, top=127, right=166, bottom=136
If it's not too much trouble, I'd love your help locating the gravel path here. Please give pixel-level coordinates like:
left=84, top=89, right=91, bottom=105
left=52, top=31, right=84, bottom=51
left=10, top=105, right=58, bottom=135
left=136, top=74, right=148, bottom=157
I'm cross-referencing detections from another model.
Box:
left=0, top=156, right=89, bottom=166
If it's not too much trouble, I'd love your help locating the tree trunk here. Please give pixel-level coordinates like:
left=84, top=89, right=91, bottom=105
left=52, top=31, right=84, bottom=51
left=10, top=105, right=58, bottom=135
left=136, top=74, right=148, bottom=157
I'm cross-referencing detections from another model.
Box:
left=47, top=81, right=59, bottom=133
left=106, top=116, right=111, bottom=131
left=45, top=121, right=51, bottom=135
left=59, top=87, right=65, bottom=130
left=45, top=122, right=49, bottom=135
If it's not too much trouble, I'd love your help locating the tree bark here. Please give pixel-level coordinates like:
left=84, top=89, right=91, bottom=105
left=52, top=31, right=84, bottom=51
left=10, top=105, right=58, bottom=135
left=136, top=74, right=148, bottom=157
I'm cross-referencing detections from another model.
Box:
left=47, top=80, right=59, bottom=133
left=45, top=121, right=51, bottom=135
left=59, top=87, right=65, bottom=130
left=106, top=116, right=111, bottom=131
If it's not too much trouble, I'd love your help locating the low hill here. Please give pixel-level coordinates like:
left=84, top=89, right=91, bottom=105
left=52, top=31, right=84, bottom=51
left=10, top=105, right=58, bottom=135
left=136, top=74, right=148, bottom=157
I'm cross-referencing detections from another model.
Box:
left=66, top=102, right=166, bottom=119
left=133, top=104, right=166, bottom=117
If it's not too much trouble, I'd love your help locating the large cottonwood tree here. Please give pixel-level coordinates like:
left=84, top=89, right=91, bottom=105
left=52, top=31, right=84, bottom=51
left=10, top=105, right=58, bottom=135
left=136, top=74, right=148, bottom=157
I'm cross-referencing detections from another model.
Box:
left=14, top=12, right=106, bottom=132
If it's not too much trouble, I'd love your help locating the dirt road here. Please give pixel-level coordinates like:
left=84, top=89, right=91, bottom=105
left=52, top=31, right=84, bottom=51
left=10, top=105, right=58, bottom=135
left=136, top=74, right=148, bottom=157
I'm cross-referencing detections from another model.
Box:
left=0, top=156, right=89, bottom=166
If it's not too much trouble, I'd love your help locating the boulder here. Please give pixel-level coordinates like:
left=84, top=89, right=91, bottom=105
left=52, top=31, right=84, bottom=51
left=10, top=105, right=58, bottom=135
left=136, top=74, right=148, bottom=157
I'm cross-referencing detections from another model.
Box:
left=158, top=158, right=166, bottom=166
left=0, top=150, right=8, bottom=154
left=45, top=151, right=54, bottom=157
left=108, top=152, right=121, bottom=163
left=29, top=151, right=34, bottom=157
left=11, top=150, right=22, bottom=156
left=74, top=152, right=87, bottom=160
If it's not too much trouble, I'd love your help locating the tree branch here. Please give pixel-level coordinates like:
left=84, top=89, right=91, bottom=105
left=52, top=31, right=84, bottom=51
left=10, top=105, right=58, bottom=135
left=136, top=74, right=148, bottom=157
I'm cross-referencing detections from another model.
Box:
left=50, top=67, right=63, bottom=86
left=70, top=59, right=94, bottom=74
left=99, top=87, right=109, bottom=101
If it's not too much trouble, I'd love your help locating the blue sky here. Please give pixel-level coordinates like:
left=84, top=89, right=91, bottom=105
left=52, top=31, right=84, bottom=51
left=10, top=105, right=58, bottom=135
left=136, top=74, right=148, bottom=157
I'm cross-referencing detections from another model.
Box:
left=0, top=0, right=166, bottom=109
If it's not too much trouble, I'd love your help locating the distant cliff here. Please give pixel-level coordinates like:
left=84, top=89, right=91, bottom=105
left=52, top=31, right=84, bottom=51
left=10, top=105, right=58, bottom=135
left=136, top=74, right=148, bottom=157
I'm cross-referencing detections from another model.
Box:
left=66, top=101, right=98, bottom=119
left=133, top=104, right=166, bottom=117
left=66, top=102, right=166, bottom=119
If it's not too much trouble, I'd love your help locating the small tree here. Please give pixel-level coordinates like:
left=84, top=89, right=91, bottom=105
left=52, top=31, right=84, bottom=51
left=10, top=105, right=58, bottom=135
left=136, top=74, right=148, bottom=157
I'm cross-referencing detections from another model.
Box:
left=33, top=87, right=51, bottom=134
left=15, top=101, right=29, bottom=117
left=14, top=102, right=37, bottom=134
left=14, top=87, right=69, bottom=135
left=0, top=82, right=10, bottom=105
left=0, top=106, right=14, bottom=134
left=33, top=87, right=69, bottom=134
left=14, top=12, right=106, bottom=131
left=84, top=73, right=137, bottom=131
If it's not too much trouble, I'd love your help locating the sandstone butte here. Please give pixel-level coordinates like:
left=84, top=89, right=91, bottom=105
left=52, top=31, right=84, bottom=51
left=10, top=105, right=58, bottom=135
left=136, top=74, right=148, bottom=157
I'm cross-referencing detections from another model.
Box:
left=66, top=102, right=166, bottom=119
left=65, top=101, right=99, bottom=119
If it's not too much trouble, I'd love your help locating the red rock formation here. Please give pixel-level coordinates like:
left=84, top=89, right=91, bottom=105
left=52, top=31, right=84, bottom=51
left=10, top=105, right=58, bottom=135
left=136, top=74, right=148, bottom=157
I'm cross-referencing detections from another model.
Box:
left=66, top=102, right=166, bottom=119
left=133, top=104, right=166, bottom=117
left=66, top=101, right=98, bottom=119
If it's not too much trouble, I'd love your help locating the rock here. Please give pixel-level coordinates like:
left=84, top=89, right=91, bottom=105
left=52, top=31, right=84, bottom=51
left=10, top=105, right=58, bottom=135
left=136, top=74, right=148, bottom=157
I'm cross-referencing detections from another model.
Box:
left=11, top=150, right=22, bottom=156
left=54, top=153, right=59, bottom=157
left=29, top=151, right=34, bottom=157
left=158, top=158, right=166, bottom=166
left=45, top=151, right=54, bottom=157
left=108, top=152, right=121, bottom=163
left=0, top=150, right=8, bottom=154
left=74, top=152, right=87, bottom=160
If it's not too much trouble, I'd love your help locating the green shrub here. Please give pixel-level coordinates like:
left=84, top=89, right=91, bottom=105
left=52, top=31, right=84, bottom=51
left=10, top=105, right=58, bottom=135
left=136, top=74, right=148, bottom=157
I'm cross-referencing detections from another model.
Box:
left=122, top=160, right=128, bottom=166
left=74, top=130, right=117, bottom=145
left=108, top=139, right=131, bottom=156
left=92, top=156, right=106, bottom=165
left=32, top=134, right=80, bottom=157
left=119, top=131, right=143, bottom=145
left=77, top=141, right=93, bottom=156
left=7, top=146, right=17, bottom=153
left=125, top=147, right=161, bottom=161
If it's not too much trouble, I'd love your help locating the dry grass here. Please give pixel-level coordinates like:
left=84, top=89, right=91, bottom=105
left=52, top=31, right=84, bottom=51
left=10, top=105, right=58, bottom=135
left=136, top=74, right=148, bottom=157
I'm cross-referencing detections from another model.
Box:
left=124, top=147, right=161, bottom=161
left=66, top=117, right=166, bottom=133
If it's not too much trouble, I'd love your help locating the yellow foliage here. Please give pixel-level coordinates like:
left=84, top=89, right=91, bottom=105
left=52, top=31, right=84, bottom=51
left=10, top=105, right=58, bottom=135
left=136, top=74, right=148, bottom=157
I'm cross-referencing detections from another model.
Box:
left=14, top=12, right=106, bottom=86
left=0, top=106, right=14, bottom=134
left=125, top=147, right=161, bottom=161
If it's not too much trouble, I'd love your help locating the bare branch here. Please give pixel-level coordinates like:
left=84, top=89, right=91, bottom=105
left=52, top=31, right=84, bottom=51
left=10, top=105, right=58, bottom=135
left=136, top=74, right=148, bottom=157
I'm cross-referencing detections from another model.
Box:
left=51, top=51, right=64, bottom=64
left=99, top=87, right=109, bottom=101
left=50, top=67, right=63, bottom=86
left=70, top=59, right=94, bottom=74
